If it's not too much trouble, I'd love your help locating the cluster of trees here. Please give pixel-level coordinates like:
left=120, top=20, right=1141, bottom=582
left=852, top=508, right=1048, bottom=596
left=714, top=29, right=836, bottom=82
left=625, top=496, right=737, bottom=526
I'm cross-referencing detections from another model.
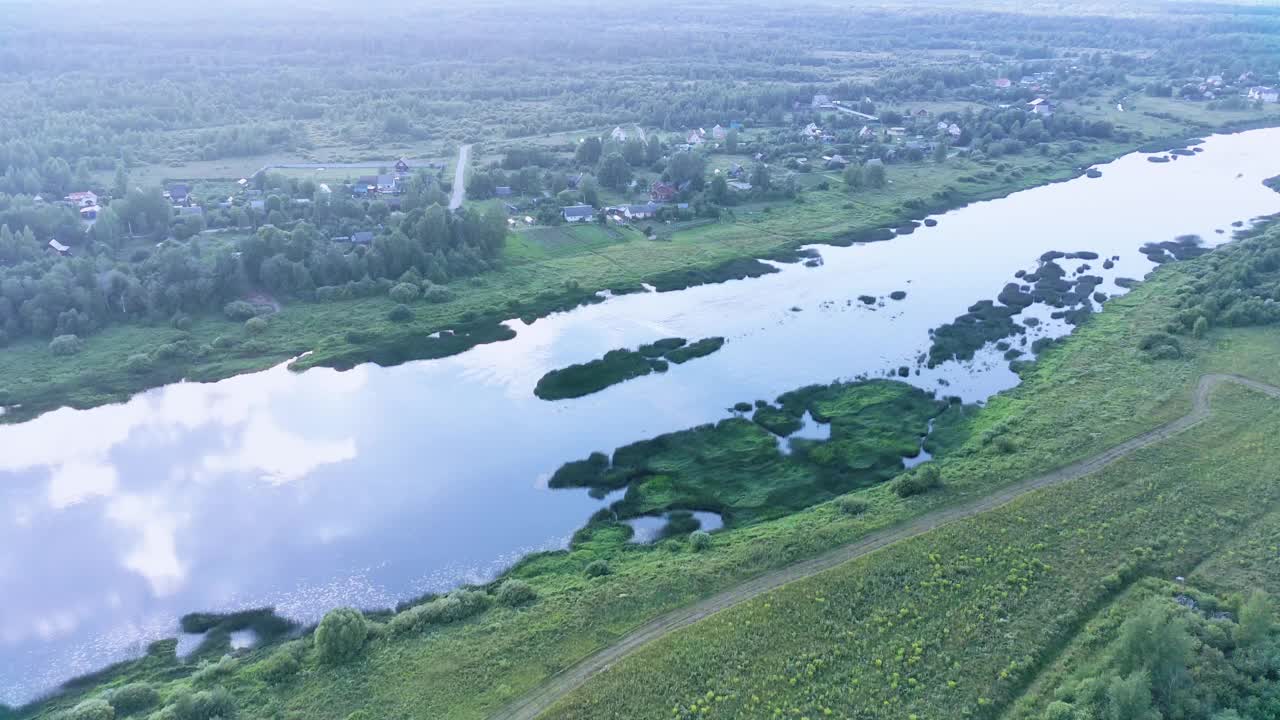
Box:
left=1040, top=592, right=1280, bottom=720
left=0, top=194, right=505, bottom=346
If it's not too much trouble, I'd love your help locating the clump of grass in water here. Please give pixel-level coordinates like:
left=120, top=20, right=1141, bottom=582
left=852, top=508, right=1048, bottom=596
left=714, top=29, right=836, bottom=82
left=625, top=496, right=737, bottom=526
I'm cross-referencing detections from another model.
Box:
left=535, top=336, right=726, bottom=400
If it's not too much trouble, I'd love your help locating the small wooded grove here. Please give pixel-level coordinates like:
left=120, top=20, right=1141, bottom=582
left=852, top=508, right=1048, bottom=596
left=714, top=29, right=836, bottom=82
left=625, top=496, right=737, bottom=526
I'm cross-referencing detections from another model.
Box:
left=0, top=202, right=506, bottom=346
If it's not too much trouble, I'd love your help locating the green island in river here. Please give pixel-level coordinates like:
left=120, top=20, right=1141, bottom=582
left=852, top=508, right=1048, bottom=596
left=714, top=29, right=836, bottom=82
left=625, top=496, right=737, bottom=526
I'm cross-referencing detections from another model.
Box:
left=534, top=337, right=725, bottom=400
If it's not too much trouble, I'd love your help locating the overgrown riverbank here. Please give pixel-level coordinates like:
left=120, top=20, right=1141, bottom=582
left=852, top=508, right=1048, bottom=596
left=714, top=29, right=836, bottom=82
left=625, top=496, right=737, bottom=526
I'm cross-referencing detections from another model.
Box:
left=0, top=130, right=1221, bottom=423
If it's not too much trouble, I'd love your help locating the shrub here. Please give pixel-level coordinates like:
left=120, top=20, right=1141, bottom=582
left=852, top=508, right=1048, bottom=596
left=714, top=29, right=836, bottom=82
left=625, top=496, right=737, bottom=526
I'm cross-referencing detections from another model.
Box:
left=170, top=313, right=192, bottom=331
left=125, top=354, right=152, bottom=374
left=389, top=282, right=420, bottom=303
left=1043, top=701, right=1075, bottom=720
left=423, top=285, right=455, bottom=304
left=837, top=496, right=869, bottom=516
left=109, top=683, right=158, bottom=716
left=314, top=607, right=366, bottom=664
left=496, top=579, right=538, bottom=607
left=243, top=317, right=268, bottom=335
left=168, top=688, right=235, bottom=720
left=65, top=699, right=114, bottom=720
left=387, top=591, right=491, bottom=635
left=585, top=560, right=612, bottom=578
left=689, top=531, right=712, bottom=551
left=49, top=334, right=83, bottom=356
left=223, top=301, right=258, bottom=321
left=255, top=650, right=300, bottom=684
left=893, top=465, right=942, bottom=498
left=211, top=336, right=235, bottom=349
left=388, top=304, right=413, bottom=322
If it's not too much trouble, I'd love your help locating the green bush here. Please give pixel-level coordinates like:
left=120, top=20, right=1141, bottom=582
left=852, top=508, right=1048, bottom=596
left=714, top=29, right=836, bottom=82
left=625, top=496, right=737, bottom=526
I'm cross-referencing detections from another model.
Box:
left=170, top=313, right=192, bottom=331
left=244, top=317, right=268, bottom=335
left=387, top=591, right=491, bottom=635
left=585, top=560, right=612, bottom=578
left=496, top=579, right=538, bottom=607
left=210, top=335, right=235, bottom=349
left=892, top=465, right=942, bottom=498
left=1043, top=700, right=1075, bottom=720
left=65, top=698, right=114, bottom=720
left=837, top=496, right=870, bottom=516
left=222, top=301, right=258, bottom=321
left=108, top=683, right=158, bottom=716
left=689, top=531, right=712, bottom=551
left=389, top=282, right=420, bottom=303
left=314, top=607, right=367, bottom=664
left=49, top=334, right=83, bottom=356
left=423, top=285, right=455, bottom=304
left=168, top=688, right=235, bottom=720
left=255, top=650, right=300, bottom=684
left=124, top=354, right=152, bottom=374
left=388, top=304, right=413, bottom=322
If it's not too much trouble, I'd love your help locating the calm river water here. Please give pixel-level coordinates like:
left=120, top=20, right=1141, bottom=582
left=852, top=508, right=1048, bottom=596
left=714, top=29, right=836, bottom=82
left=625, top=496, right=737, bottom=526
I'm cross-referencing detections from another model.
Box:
left=3, top=128, right=1279, bottom=703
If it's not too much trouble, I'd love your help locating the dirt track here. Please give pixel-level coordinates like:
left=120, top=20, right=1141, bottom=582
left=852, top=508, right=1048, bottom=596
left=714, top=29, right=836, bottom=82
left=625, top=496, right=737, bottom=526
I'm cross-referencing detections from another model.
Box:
left=491, top=374, right=1280, bottom=720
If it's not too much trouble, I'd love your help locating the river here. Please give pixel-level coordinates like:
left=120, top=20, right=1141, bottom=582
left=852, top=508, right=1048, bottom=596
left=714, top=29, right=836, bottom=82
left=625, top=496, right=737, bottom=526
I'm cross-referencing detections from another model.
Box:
left=2, top=127, right=1279, bottom=704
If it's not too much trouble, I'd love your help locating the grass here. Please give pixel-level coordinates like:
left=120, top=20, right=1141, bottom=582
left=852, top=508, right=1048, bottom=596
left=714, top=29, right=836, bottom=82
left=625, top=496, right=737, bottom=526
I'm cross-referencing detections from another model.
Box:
left=15, top=222, right=1280, bottom=720
left=542, top=381, right=1280, bottom=720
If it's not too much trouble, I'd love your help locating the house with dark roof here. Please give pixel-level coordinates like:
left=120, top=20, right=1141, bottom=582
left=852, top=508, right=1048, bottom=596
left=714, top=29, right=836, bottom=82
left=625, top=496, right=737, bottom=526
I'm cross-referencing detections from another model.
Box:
left=166, top=184, right=191, bottom=205
left=650, top=181, right=677, bottom=202
left=395, top=158, right=411, bottom=174
left=562, top=204, right=595, bottom=222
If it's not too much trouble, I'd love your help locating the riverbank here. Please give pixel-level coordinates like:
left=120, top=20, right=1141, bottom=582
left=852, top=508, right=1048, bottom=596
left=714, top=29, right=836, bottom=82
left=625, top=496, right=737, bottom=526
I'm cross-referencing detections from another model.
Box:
left=0, top=127, right=1221, bottom=424
left=16, top=215, right=1280, bottom=720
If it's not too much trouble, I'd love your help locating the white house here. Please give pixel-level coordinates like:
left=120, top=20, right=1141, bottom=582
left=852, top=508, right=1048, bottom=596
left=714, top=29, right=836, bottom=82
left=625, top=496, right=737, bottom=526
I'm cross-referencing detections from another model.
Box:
left=65, top=191, right=98, bottom=208
left=610, top=126, right=628, bottom=142
left=711, top=124, right=727, bottom=140
left=803, top=122, right=822, bottom=139
left=1248, top=86, right=1279, bottom=103
left=562, top=204, right=595, bottom=222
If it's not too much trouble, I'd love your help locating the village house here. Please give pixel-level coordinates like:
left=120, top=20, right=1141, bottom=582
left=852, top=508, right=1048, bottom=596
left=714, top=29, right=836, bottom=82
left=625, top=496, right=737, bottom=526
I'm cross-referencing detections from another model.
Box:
left=993, top=77, right=1012, bottom=89
left=858, top=125, right=875, bottom=140
left=803, top=122, right=823, bottom=140
left=728, top=181, right=752, bottom=192
left=64, top=191, right=98, bottom=208
left=621, top=202, right=660, bottom=220
left=166, top=184, right=191, bottom=205
left=376, top=175, right=397, bottom=193
left=48, top=239, right=71, bottom=256
left=825, top=154, right=849, bottom=169
left=1248, top=86, right=1279, bottom=103
left=711, top=124, right=727, bottom=141
left=395, top=158, right=411, bottom=174
left=650, top=181, right=678, bottom=202
left=566, top=172, right=585, bottom=189
left=79, top=205, right=100, bottom=221
left=351, top=231, right=374, bottom=244
left=562, top=204, right=595, bottom=223
left=495, top=186, right=513, bottom=197
left=686, top=129, right=706, bottom=146
left=611, top=126, right=628, bottom=142
left=811, top=94, right=832, bottom=109
left=1027, top=98, right=1055, bottom=116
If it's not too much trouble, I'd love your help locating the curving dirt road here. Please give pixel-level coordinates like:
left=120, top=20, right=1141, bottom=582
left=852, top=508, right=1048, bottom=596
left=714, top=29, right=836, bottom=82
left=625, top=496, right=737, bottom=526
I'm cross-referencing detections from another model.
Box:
left=492, top=373, right=1280, bottom=720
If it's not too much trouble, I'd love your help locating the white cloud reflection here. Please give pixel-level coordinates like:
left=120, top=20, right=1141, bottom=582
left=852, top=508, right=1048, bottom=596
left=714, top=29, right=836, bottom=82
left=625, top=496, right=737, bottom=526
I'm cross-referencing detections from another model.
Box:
left=0, top=361, right=367, bottom=595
